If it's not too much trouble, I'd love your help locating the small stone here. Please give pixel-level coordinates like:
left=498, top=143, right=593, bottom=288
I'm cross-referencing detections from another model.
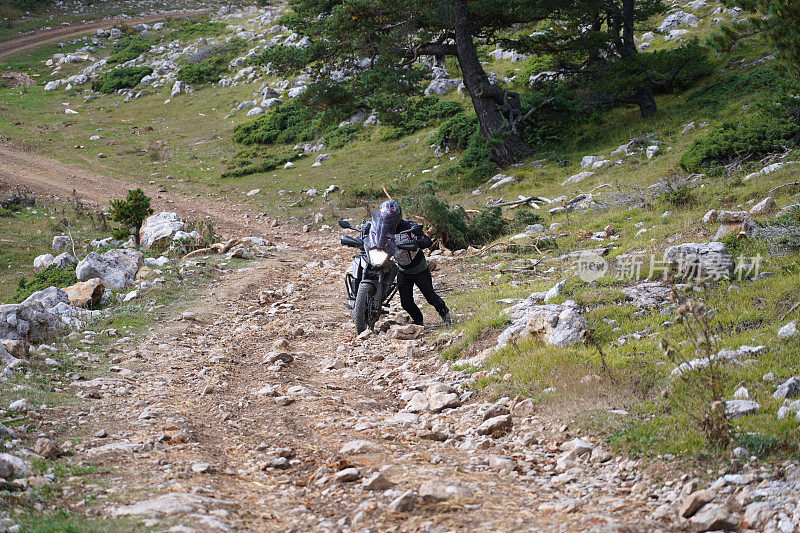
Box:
left=94, top=429, right=108, bottom=438
left=560, top=438, right=594, bottom=456
left=678, top=489, right=714, bottom=518
left=191, top=462, right=212, bottom=474
left=418, top=480, right=474, bottom=503
left=773, top=377, right=800, bottom=400
left=8, top=399, right=29, bottom=412
left=732, top=386, right=750, bottom=400
left=275, top=396, right=295, bottom=406
left=477, top=414, right=512, bottom=436
left=35, top=438, right=62, bottom=459
left=778, top=321, right=798, bottom=340
left=362, top=472, right=393, bottom=490
left=689, top=504, right=736, bottom=531
left=339, top=440, right=381, bottom=455
left=488, top=455, right=516, bottom=471
left=388, top=490, right=415, bottom=512
left=333, top=467, right=360, bottom=482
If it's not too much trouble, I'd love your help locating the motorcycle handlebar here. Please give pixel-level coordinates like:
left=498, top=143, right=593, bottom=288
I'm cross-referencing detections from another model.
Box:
left=341, top=235, right=364, bottom=248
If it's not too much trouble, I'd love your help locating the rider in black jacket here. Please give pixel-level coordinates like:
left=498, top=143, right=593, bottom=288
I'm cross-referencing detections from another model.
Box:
left=381, top=200, right=451, bottom=326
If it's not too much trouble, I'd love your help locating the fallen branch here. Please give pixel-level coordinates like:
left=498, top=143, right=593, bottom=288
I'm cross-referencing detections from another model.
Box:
left=487, top=196, right=552, bottom=209
left=781, top=301, right=800, bottom=322
left=768, top=181, right=800, bottom=196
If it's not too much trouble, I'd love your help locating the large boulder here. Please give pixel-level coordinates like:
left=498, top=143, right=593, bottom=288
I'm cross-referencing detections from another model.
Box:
left=663, top=242, right=735, bottom=280
left=0, top=302, right=61, bottom=345
left=33, top=252, right=75, bottom=271
left=139, top=212, right=185, bottom=250
left=658, top=11, right=699, bottom=33
left=76, top=249, right=143, bottom=289
left=63, top=279, right=105, bottom=308
left=497, top=299, right=589, bottom=348
left=23, top=287, right=70, bottom=310
left=424, top=78, right=461, bottom=96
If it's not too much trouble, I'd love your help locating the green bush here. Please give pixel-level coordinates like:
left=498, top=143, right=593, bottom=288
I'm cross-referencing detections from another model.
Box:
left=680, top=113, right=800, bottom=172
left=434, top=112, right=479, bottom=150
left=324, top=124, right=360, bottom=149
left=467, top=207, right=508, bottom=245
left=251, top=43, right=319, bottom=71
left=513, top=208, right=543, bottom=230
left=663, top=185, right=697, bottom=208
left=380, top=97, right=462, bottom=140
left=91, top=66, right=153, bottom=93
left=687, top=67, right=789, bottom=113
left=178, top=21, right=227, bottom=40
left=107, top=37, right=151, bottom=64
left=179, top=56, right=226, bottom=84
left=233, top=102, right=318, bottom=145
left=13, top=266, right=77, bottom=303
left=458, top=131, right=497, bottom=186
left=401, top=182, right=506, bottom=249
left=221, top=149, right=303, bottom=178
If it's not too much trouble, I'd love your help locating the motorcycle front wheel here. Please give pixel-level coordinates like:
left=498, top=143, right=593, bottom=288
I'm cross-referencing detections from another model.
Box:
left=354, top=282, right=375, bottom=334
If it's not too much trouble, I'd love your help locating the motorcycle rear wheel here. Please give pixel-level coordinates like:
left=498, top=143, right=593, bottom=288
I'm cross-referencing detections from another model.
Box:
left=354, top=283, right=375, bottom=334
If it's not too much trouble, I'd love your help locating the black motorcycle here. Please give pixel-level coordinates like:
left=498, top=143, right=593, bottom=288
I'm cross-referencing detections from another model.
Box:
left=339, top=212, right=418, bottom=333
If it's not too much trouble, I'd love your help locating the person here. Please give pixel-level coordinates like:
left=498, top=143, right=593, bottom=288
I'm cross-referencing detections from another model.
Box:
left=379, top=200, right=451, bottom=326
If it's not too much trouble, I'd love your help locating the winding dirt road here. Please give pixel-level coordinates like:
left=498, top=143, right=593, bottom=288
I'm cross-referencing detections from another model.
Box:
left=0, top=145, right=272, bottom=238
left=0, top=10, right=210, bottom=61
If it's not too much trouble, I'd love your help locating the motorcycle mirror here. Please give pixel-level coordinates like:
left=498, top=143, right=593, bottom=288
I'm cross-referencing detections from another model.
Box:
left=338, top=220, right=352, bottom=229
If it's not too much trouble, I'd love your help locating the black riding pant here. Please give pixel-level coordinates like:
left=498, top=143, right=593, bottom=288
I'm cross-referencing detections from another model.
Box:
left=397, top=267, right=447, bottom=325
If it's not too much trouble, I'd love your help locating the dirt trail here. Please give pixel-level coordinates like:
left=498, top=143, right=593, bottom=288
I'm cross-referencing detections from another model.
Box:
left=0, top=145, right=271, bottom=239
left=3, top=144, right=676, bottom=531
left=58, top=243, right=670, bottom=532
left=0, top=10, right=210, bottom=60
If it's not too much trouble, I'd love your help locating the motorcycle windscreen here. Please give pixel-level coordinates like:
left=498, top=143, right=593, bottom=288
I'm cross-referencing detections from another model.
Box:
left=366, top=209, right=399, bottom=254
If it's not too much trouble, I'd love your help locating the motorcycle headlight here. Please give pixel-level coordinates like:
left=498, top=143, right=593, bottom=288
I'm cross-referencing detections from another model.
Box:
left=368, top=249, right=389, bottom=267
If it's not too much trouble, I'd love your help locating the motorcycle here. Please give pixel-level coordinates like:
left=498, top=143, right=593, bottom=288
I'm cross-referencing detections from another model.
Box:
left=339, top=211, right=419, bottom=333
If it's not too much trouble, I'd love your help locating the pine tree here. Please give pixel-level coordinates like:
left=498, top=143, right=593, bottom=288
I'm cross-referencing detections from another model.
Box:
left=258, top=0, right=564, bottom=167
left=109, top=189, right=153, bottom=247
left=711, top=1, right=800, bottom=76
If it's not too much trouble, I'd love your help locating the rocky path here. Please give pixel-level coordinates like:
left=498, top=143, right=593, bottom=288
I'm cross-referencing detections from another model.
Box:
left=45, top=228, right=685, bottom=533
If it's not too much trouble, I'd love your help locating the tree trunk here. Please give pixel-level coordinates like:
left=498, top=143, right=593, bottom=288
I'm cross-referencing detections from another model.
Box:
left=449, top=0, right=533, bottom=167
left=134, top=223, right=142, bottom=247
left=618, top=86, right=657, bottom=118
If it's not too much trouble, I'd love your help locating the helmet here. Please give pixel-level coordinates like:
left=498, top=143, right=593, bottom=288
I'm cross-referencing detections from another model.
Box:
left=379, top=200, right=402, bottom=223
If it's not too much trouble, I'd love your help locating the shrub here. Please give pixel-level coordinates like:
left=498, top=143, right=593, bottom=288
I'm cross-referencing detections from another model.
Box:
left=663, top=185, right=697, bottom=208
left=13, top=265, right=77, bottom=303
left=434, top=112, right=479, bottom=150
left=178, top=21, right=226, bottom=40
left=109, top=189, right=153, bottom=247
left=467, top=207, right=508, bottom=245
left=107, top=36, right=151, bottom=64
left=251, top=43, right=319, bottom=71
left=91, top=66, right=153, bottom=93
left=680, top=113, right=800, bottom=172
left=513, top=208, right=543, bottom=230
left=458, top=131, right=497, bottom=185
left=401, top=182, right=507, bottom=249
left=179, top=56, right=226, bottom=84
left=379, top=97, right=462, bottom=140
left=233, top=102, right=318, bottom=145
left=324, top=124, right=360, bottom=150
left=221, top=149, right=303, bottom=178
